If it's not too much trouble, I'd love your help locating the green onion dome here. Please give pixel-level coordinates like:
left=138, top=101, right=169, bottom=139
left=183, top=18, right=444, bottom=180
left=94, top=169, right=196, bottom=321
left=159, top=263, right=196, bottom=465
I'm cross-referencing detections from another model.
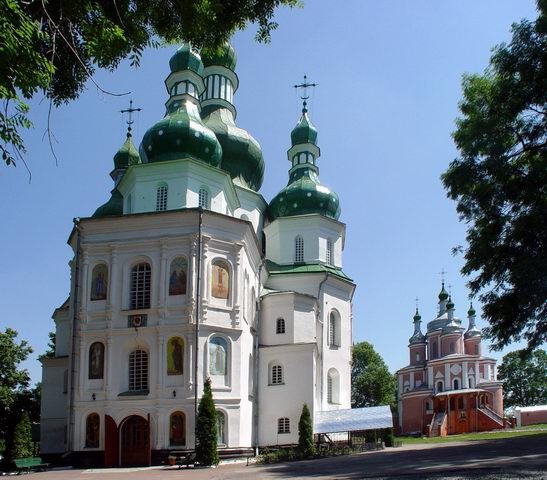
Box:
left=114, top=132, right=140, bottom=169
left=446, top=296, right=455, bottom=310
left=169, top=44, right=204, bottom=75
left=201, top=42, right=237, bottom=70
left=413, top=308, right=422, bottom=322
left=93, top=189, right=123, bottom=217
left=468, top=302, right=476, bottom=316
left=200, top=41, right=264, bottom=191
left=140, top=45, right=222, bottom=167
left=268, top=169, right=340, bottom=221
left=268, top=107, right=340, bottom=221
left=438, top=282, right=449, bottom=301
left=203, top=108, right=264, bottom=190
left=291, top=110, right=318, bottom=145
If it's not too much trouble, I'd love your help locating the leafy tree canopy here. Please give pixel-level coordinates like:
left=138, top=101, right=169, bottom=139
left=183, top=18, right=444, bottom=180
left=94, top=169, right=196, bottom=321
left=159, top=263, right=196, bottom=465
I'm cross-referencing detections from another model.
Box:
left=0, top=328, right=32, bottom=408
left=498, top=349, right=547, bottom=408
left=38, top=331, right=56, bottom=360
left=0, top=0, right=298, bottom=168
left=351, top=341, right=395, bottom=408
left=441, top=0, right=547, bottom=351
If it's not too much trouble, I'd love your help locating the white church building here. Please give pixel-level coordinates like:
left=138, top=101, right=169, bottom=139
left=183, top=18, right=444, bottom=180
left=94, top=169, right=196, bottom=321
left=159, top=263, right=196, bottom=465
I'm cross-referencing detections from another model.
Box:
left=40, top=44, right=356, bottom=467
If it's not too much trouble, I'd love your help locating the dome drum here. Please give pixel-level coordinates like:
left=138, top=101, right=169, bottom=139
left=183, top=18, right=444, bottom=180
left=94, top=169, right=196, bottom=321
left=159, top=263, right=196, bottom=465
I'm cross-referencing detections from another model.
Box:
left=287, top=143, right=320, bottom=163
left=201, top=97, right=237, bottom=119
left=202, top=65, right=239, bottom=94
left=165, top=71, right=205, bottom=98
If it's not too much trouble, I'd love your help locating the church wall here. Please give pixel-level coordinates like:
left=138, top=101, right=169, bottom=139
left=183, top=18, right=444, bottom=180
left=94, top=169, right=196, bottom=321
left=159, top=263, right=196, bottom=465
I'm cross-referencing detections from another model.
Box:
left=257, top=344, right=315, bottom=447
left=40, top=357, right=69, bottom=454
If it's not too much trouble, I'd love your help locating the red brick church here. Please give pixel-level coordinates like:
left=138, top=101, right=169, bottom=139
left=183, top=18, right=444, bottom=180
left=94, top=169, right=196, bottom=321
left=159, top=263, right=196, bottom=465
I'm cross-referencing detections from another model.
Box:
left=396, top=284, right=506, bottom=436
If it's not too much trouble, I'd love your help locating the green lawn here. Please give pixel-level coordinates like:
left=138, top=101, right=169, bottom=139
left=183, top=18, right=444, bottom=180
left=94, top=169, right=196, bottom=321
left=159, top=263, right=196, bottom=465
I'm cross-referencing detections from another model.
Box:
left=395, top=427, right=547, bottom=445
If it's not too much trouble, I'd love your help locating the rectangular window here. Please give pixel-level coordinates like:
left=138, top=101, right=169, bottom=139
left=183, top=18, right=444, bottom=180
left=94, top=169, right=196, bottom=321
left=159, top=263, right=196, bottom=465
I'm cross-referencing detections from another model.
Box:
left=326, top=240, right=333, bottom=266
left=295, top=236, right=304, bottom=263
left=156, top=185, right=168, bottom=211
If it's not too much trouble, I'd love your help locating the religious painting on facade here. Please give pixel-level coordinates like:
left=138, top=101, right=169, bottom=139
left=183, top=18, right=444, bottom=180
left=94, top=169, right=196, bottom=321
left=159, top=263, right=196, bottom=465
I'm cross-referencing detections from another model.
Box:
left=209, top=337, right=227, bottom=376
left=90, top=264, right=108, bottom=301
left=211, top=260, right=229, bottom=299
left=85, top=413, right=100, bottom=448
left=169, top=257, right=187, bottom=296
left=88, top=342, right=104, bottom=379
left=167, top=337, right=184, bottom=376
left=169, top=412, right=186, bottom=446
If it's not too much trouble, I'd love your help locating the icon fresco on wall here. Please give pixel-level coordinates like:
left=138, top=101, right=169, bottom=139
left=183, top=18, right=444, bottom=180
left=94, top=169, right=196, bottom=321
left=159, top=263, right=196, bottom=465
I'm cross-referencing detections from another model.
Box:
left=169, top=257, right=187, bottom=296
left=86, top=413, right=100, bottom=448
left=209, top=337, right=227, bottom=376
left=89, top=342, right=105, bottom=379
left=90, top=264, right=108, bottom=301
left=167, top=337, right=184, bottom=375
left=170, top=412, right=186, bottom=446
left=211, top=261, right=229, bottom=299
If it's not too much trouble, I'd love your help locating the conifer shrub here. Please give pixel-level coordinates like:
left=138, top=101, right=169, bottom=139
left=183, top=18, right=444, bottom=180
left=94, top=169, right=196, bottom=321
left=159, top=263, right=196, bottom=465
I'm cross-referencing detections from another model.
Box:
left=195, top=378, right=219, bottom=466
left=298, top=403, right=314, bottom=457
left=13, top=412, right=33, bottom=458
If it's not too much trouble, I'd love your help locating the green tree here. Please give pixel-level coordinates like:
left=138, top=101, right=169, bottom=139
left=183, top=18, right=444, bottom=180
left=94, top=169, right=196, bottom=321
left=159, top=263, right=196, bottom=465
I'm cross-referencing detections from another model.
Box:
left=12, top=412, right=33, bottom=459
left=351, top=341, right=395, bottom=408
left=441, top=0, right=547, bottom=352
left=0, top=0, right=298, bottom=168
left=297, top=403, right=314, bottom=457
left=498, top=349, right=547, bottom=408
left=38, top=332, right=56, bottom=360
left=195, top=378, right=219, bottom=466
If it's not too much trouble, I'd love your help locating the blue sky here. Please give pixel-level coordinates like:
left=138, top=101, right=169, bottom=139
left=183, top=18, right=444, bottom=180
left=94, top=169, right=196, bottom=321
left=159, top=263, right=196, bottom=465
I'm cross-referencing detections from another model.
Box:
left=0, top=0, right=538, bottom=384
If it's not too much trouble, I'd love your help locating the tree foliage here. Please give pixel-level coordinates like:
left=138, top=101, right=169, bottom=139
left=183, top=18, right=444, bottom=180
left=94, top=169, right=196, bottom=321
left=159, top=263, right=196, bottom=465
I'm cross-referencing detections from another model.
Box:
left=441, top=1, right=547, bottom=351
left=0, top=328, right=32, bottom=410
left=0, top=0, right=298, bottom=168
left=195, top=378, right=219, bottom=466
left=12, top=412, right=33, bottom=459
left=297, top=403, right=314, bottom=457
left=351, top=341, right=395, bottom=408
left=39, top=332, right=56, bottom=360
left=498, top=349, right=547, bottom=408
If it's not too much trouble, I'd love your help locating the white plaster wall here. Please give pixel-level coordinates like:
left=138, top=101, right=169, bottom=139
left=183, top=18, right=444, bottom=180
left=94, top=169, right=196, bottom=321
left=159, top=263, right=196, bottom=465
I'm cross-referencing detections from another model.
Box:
left=258, top=344, right=315, bottom=446
left=40, top=357, right=69, bottom=454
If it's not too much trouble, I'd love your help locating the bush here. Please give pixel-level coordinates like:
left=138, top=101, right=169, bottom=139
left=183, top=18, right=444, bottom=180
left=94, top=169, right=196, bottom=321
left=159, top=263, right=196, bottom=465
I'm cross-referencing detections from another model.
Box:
left=195, top=378, right=219, bottom=466
left=298, top=404, right=314, bottom=457
left=13, top=412, right=33, bottom=458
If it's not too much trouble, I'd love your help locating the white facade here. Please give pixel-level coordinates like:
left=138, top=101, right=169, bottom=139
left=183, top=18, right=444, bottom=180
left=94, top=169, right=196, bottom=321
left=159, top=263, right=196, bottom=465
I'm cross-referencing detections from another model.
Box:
left=40, top=45, right=355, bottom=467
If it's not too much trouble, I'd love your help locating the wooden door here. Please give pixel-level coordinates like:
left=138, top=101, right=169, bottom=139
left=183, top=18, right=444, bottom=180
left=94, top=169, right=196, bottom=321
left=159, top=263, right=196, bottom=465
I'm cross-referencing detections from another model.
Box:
left=120, top=416, right=149, bottom=467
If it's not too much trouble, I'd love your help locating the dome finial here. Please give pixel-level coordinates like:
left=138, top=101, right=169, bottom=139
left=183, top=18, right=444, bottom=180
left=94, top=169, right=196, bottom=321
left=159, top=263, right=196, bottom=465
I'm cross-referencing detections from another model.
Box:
left=294, top=74, right=317, bottom=115
left=120, top=99, right=142, bottom=139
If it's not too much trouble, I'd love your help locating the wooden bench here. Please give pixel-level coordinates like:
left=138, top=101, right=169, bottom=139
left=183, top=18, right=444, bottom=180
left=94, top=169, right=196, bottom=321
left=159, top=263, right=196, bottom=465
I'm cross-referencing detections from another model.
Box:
left=14, top=457, right=50, bottom=473
left=176, top=452, right=197, bottom=469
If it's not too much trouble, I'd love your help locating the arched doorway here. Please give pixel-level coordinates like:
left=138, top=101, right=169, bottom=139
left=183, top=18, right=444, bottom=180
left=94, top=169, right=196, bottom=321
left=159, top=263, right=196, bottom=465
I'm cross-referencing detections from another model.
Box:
left=120, top=415, right=150, bottom=467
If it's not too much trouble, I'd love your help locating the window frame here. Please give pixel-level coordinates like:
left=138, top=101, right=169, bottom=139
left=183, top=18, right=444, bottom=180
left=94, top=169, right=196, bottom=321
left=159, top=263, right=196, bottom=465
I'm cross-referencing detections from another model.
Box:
left=130, top=262, right=151, bottom=310
left=128, top=349, right=149, bottom=392
left=276, top=318, right=286, bottom=334
left=156, top=183, right=168, bottom=212
left=277, top=417, right=290, bottom=434
left=270, top=363, right=284, bottom=385
left=294, top=235, right=304, bottom=263
left=198, top=187, right=210, bottom=209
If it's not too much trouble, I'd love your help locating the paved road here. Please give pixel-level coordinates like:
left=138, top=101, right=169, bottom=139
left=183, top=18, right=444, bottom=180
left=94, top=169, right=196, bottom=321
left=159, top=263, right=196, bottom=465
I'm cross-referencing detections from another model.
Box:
left=37, top=434, right=547, bottom=479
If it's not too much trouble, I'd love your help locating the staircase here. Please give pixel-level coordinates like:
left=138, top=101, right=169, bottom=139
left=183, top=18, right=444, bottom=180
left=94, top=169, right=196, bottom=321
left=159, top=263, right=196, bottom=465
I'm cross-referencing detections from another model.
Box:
left=478, top=406, right=504, bottom=428
left=429, top=412, right=446, bottom=437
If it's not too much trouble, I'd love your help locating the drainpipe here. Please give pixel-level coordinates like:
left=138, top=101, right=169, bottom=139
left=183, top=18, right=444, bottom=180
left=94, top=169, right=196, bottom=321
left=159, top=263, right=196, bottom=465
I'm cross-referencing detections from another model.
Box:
left=67, top=218, right=82, bottom=456
left=194, top=208, right=203, bottom=442
left=317, top=274, right=329, bottom=410
left=252, top=259, right=265, bottom=454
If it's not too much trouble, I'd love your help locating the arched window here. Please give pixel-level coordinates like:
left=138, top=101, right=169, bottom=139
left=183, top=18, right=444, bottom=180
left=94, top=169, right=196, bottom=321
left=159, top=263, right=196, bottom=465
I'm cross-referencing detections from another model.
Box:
left=270, top=364, right=283, bottom=385
left=450, top=342, right=456, bottom=354
left=276, top=318, right=286, bottom=334
left=436, top=381, right=443, bottom=393
left=432, top=342, right=438, bottom=359
left=130, top=262, right=151, bottom=309
left=277, top=417, right=290, bottom=434
left=88, top=342, right=105, bottom=379
left=167, top=337, right=184, bottom=376
left=326, top=240, right=333, bottom=266
left=169, top=412, right=186, bottom=446
left=85, top=413, right=100, bottom=448
left=209, top=337, right=228, bottom=376
left=416, top=352, right=420, bottom=362
left=198, top=187, right=209, bottom=209
left=327, top=369, right=340, bottom=404
left=211, top=259, right=230, bottom=299
left=328, top=311, right=340, bottom=347
left=169, top=257, right=187, bottom=296
left=216, top=411, right=226, bottom=445
left=294, top=236, right=304, bottom=263
left=453, top=378, right=460, bottom=390
left=474, top=344, right=479, bottom=355
left=468, top=376, right=474, bottom=388
left=90, top=264, right=108, bottom=301
left=129, top=349, right=149, bottom=391
left=156, top=184, right=168, bottom=211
